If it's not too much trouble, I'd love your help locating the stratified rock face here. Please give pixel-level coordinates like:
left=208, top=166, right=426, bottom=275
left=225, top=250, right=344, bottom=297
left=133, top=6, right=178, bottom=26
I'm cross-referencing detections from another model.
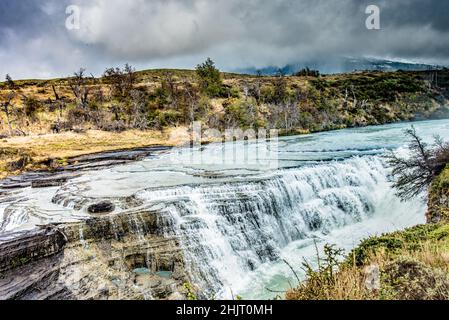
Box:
left=0, top=210, right=189, bottom=300
left=0, top=229, right=66, bottom=274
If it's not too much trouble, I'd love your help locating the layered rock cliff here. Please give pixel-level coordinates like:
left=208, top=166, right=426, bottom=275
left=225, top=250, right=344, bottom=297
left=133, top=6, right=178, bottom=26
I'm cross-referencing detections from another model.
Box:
left=0, top=209, right=188, bottom=300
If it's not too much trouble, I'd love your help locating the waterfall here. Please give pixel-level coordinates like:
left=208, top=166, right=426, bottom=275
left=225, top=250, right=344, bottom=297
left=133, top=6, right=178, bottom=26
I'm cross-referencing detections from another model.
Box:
left=135, top=155, right=423, bottom=298
left=79, top=226, right=89, bottom=250
left=3, top=119, right=446, bottom=299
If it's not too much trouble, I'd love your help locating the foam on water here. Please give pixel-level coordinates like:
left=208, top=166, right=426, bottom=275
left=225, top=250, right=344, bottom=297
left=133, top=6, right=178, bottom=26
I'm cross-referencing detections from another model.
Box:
left=136, top=156, right=425, bottom=298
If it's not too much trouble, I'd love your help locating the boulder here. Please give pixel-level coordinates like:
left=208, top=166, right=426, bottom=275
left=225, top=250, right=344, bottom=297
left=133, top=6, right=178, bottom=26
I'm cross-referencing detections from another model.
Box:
left=87, top=201, right=115, bottom=214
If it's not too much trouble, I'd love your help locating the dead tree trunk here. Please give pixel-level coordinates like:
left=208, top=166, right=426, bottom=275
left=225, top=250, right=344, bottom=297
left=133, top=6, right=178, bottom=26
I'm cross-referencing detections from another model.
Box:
left=1, top=92, right=15, bottom=136
left=52, top=85, right=64, bottom=119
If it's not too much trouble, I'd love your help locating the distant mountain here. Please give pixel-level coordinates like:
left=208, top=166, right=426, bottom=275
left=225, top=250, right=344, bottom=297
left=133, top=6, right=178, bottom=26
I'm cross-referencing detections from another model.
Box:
left=235, top=57, right=443, bottom=76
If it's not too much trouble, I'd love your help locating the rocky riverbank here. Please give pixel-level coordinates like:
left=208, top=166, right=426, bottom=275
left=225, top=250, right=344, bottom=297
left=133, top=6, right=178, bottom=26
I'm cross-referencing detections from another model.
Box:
left=0, top=208, right=189, bottom=300
left=427, top=166, right=449, bottom=223
left=0, top=145, right=171, bottom=189
left=0, top=129, right=189, bottom=180
left=0, top=145, right=203, bottom=300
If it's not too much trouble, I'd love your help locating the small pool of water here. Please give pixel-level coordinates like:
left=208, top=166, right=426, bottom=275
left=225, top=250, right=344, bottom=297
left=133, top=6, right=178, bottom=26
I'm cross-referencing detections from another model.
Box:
left=133, top=268, right=151, bottom=275
left=133, top=268, right=173, bottom=279
left=156, top=271, right=173, bottom=279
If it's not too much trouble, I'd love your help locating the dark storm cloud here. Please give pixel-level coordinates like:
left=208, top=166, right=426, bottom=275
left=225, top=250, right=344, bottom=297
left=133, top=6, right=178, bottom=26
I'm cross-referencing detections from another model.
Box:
left=380, top=0, right=449, bottom=32
left=0, top=1, right=37, bottom=28
left=0, top=0, right=448, bottom=79
left=0, top=0, right=69, bottom=41
left=0, top=0, right=95, bottom=79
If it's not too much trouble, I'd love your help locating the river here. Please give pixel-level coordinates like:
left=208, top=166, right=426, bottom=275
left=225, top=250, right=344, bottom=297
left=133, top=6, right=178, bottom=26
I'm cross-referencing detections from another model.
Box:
left=1, top=119, right=449, bottom=299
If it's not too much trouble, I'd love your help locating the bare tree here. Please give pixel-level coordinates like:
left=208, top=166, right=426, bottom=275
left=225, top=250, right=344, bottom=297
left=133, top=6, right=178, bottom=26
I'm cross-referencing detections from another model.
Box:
left=21, top=95, right=41, bottom=123
left=273, top=70, right=287, bottom=105
left=130, top=90, right=147, bottom=129
left=123, top=63, right=137, bottom=94
left=51, top=85, right=65, bottom=119
left=387, top=127, right=449, bottom=200
left=162, top=72, right=179, bottom=109
left=248, top=70, right=263, bottom=105
left=103, top=64, right=137, bottom=99
left=182, top=79, right=199, bottom=125
left=432, top=135, right=449, bottom=176
left=103, top=67, right=123, bottom=97
left=5, top=74, right=15, bottom=89
left=69, top=68, right=91, bottom=109
left=109, top=104, right=122, bottom=122
left=283, top=98, right=300, bottom=132
left=242, top=81, right=250, bottom=101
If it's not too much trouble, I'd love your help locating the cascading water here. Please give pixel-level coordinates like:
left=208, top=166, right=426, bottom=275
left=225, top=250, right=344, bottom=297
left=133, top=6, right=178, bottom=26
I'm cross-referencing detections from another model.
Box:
left=1, top=119, right=448, bottom=299
left=136, top=156, right=425, bottom=298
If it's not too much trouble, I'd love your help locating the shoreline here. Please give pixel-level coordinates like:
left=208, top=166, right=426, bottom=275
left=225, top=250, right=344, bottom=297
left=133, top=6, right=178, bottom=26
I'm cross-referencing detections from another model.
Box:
left=2, top=116, right=449, bottom=181
left=0, top=128, right=191, bottom=180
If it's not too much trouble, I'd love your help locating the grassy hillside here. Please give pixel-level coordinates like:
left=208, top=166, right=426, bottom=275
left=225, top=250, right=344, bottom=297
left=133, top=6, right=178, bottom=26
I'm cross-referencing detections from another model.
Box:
left=1, top=67, right=448, bottom=135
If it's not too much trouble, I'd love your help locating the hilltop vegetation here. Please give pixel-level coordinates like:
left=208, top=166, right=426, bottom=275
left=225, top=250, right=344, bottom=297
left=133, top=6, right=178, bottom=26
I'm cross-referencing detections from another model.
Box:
left=1, top=59, right=449, bottom=177
left=1, top=59, right=448, bottom=136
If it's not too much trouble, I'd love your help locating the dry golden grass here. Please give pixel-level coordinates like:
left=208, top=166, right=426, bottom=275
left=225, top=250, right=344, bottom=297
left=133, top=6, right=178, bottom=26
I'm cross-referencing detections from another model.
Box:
left=287, top=223, right=449, bottom=300
left=0, top=127, right=192, bottom=179
left=285, top=263, right=374, bottom=300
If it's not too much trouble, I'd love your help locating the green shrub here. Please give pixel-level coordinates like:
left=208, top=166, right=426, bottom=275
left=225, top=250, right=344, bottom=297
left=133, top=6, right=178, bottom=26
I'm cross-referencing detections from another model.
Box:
left=196, top=58, right=227, bottom=98
left=348, top=224, right=445, bottom=266
left=148, top=109, right=183, bottom=128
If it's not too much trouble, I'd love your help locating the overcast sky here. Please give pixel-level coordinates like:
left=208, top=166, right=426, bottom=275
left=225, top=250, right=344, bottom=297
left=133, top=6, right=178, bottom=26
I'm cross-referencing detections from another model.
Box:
left=1, top=0, right=449, bottom=79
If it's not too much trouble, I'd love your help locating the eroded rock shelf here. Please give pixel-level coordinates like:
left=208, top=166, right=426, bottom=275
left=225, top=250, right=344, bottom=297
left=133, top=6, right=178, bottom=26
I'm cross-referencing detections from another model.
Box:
left=0, top=208, right=188, bottom=300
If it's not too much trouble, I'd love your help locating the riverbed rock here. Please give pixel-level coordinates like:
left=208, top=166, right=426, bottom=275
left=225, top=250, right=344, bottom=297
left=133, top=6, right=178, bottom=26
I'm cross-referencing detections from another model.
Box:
left=31, top=177, right=68, bottom=188
left=167, top=292, right=186, bottom=300
left=135, top=275, right=162, bottom=288
left=87, top=201, right=115, bottom=214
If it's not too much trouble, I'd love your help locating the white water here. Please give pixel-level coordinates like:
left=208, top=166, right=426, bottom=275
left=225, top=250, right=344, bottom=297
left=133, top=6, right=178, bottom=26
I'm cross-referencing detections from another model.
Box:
left=137, top=156, right=425, bottom=299
left=1, top=119, right=449, bottom=299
